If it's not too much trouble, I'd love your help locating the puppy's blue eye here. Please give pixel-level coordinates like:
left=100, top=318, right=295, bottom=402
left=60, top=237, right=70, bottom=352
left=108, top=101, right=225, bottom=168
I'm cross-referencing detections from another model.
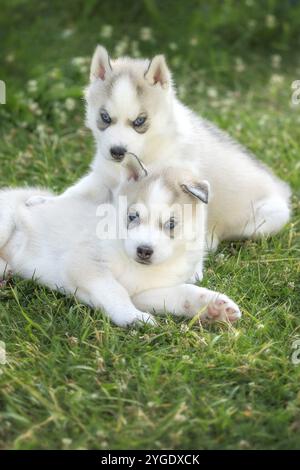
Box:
left=165, top=218, right=176, bottom=231
left=101, top=111, right=111, bottom=124
left=133, top=116, right=146, bottom=127
left=128, top=211, right=140, bottom=223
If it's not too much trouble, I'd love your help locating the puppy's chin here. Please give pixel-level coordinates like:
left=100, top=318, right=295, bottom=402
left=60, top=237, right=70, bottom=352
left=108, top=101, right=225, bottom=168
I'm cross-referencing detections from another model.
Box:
left=134, top=255, right=172, bottom=266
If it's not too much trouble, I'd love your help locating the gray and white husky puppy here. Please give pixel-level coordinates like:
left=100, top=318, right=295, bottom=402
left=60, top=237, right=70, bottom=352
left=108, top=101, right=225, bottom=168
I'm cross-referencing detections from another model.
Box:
left=0, top=165, right=241, bottom=327
left=28, top=45, right=291, bottom=281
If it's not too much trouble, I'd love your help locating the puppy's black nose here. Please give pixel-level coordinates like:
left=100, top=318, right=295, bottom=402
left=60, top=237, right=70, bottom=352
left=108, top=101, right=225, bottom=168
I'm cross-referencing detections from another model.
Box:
left=110, top=146, right=127, bottom=161
left=136, top=245, right=153, bottom=261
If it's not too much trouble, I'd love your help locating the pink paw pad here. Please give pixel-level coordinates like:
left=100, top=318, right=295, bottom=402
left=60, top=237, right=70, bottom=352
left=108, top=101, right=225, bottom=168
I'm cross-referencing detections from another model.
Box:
left=202, top=294, right=241, bottom=323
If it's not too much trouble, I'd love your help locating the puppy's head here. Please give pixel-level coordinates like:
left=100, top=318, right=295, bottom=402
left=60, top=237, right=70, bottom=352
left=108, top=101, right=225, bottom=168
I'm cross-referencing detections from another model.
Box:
left=117, top=166, right=209, bottom=266
left=85, top=45, right=174, bottom=164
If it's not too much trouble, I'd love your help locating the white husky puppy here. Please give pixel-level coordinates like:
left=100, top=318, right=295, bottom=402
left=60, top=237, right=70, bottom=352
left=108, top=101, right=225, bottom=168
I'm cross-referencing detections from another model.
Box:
left=27, top=46, right=291, bottom=280
left=0, top=167, right=241, bottom=327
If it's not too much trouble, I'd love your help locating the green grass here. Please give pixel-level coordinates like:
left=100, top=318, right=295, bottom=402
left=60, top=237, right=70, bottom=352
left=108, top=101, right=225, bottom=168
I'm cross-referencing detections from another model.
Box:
left=0, top=0, right=300, bottom=450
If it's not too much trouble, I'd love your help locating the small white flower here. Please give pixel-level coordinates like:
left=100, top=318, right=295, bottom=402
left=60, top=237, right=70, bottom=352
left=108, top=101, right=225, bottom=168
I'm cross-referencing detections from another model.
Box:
left=270, top=74, right=284, bottom=86
left=207, top=87, right=218, bottom=99
left=71, top=57, right=86, bottom=67
left=49, top=68, right=60, bottom=79
left=28, top=100, right=42, bottom=115
left=117, top=381, right=127, bottom=391
left=36, top=124, right=46, bottom=137
left=235, top=57, right=245, bottom=73
left=130, top=329, right=138, bottom=336
left=189, top=37, right=198, bottom=46
left=180, top=324, right=189, bottom=333
left=5, top=53, right=15, bottom=63
left=101, top=24, right=113, bottom=39
left=265, top=14, right=276, bottom=29
left=239, top=439, right=251, bottom=449
left=61, top=438, right=72, bottom=447
left=271, top=54, right=281, bottom=69
left=216, top=253, right=225, bottom=264
left=140, top=27, right=153, bottom=42
left=169, top=42, right=178, bottom=51
left=65, top=98, right=76, bottom=111
left=174, top=402, right=188, bottom=423
left=61, top=28, right=74, bottom=39
left=27, top=80, right=38, bottom=93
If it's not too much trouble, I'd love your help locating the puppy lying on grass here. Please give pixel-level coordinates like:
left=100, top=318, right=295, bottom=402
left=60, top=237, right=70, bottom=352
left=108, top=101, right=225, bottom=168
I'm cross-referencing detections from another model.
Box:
left=0, top=165, right=241, bottom=327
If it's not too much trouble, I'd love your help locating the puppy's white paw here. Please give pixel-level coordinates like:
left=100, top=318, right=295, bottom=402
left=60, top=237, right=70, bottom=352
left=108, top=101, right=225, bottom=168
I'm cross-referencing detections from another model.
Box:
left=25, top=195, right=54, bottom=207
left=201, top=294, right=241, bottom=323
left=116, top=310, right=156, bottom=328
left=134, top=312, right=157, bottom=326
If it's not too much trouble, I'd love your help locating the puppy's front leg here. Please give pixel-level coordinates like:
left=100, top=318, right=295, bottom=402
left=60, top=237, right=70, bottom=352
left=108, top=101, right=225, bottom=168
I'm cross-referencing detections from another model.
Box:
left=132, top=285, right=241, bottom=323
left=76, top=273, right=156, bottom=327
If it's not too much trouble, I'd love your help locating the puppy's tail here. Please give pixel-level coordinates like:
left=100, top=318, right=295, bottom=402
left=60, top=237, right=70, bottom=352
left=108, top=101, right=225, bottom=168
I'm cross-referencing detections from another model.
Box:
left=0, top=187, right=52, bottom=250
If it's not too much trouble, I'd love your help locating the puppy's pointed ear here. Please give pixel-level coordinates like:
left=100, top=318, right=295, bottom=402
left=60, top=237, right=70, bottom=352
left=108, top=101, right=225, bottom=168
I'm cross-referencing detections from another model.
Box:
left=90, top=45, right=112, bottom=82
left=122, top=153, right=148, bottom=182
left=181, top=180, right=210, bottom=204
left=144, top=55, right=171, bottom=89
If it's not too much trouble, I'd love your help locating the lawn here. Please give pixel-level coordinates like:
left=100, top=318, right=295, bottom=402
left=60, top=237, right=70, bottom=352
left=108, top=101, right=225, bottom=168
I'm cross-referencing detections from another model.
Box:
left=0, top=0, right=299, bottom=450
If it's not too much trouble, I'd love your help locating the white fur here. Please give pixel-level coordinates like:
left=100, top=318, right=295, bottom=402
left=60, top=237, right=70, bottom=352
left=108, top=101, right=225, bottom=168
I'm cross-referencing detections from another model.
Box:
left=0, top=173, right=241, bottom=327
left=26, top=46, right=292, bottom=280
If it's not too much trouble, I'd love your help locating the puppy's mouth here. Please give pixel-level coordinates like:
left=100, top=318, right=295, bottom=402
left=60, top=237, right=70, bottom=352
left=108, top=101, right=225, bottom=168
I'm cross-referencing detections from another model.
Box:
left=112, top=155, right=125, bottom=162
left=135, top=258, right=152, bottom=265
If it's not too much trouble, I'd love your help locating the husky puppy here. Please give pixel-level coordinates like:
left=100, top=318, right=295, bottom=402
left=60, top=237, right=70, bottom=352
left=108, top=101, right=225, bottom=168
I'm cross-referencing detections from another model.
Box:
left=27, top=46, right=291, bottom=280
left=0, top=167, right=241, bottom=327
